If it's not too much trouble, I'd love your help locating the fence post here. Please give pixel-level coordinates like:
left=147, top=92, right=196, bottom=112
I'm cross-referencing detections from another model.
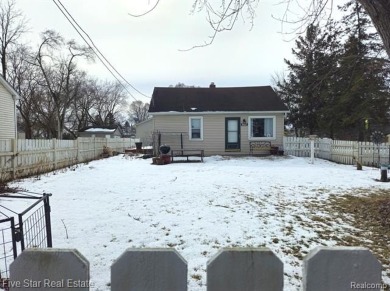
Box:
left=207, top=248, right=283, bottom=291
left=17, top=213, right=25, bottom=251
left=352, top=142, right=361, bottom=168
left=309, top=135, right=317, bottom=163
left=303, top=246, right=382, bottom=291
left=111, top=248, right=187, bottom=291
left=43, top=194, right=53, bottom=247
left=10, top=249, right=90, bottom=290
left=52, top=138, right=57, bottom=170
left=11, top=138, right=17, bottom=179
left=76, top=138, right=81, bottom=162
left=93, top=137, right=96, bottom=159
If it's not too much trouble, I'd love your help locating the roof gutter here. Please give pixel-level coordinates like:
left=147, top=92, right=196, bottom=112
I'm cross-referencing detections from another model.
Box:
left=149, top=111, right=289, bottom=116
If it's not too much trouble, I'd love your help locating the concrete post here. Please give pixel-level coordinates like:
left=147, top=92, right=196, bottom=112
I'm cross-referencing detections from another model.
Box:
left=111, top=248, right=187, bottom=291
left=9, top=248, right=90, bottom=291
left=207, top=248, right=283, bottom=291
left=303, top=247, right=382, bottom=291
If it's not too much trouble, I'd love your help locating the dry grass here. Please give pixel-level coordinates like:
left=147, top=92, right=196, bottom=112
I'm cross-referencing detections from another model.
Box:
left=0, top=182, right=20, bottom=195
left=307, top=188, right=390, bottom=287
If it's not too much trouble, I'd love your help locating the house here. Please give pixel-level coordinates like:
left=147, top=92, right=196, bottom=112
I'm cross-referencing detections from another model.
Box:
left=122, top=121, right=136, bottom=138
left=0, top=74, right=20, bottom=139
left=78, top=126, right=123, bottom=138
left=136, top=83, right=289, bottom=156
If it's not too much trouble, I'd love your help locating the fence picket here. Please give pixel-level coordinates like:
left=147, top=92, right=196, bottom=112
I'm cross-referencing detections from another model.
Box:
left=283, top=137, right=390, bottom=167
left=0, top=138, right=138, bottom=182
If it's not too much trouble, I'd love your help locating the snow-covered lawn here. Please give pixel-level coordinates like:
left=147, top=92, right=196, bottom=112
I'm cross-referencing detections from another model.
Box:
left=5, top=155, right=390, bottom=290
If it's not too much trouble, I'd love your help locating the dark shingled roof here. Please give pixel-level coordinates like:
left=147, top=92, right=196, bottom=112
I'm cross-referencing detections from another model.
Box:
left=149, top=86, right=288, bottom=113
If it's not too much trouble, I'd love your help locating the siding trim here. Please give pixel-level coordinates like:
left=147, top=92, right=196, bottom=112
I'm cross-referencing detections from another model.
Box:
left=151, top=111, right=288, bottom=116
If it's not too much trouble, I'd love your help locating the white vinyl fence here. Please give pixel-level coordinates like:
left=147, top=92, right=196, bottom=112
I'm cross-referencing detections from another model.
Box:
left=283, top=137, right=390, bottom=166
left=0, top=137, right=138, bottom=182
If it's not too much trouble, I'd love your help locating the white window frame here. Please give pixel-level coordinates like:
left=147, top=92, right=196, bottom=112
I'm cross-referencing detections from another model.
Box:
left=248, top=116, right=276, bottom=140
left=189, top=116, right=203, bottom=140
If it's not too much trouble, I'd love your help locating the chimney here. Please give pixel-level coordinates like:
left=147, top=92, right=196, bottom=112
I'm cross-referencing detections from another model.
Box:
left=209, top=82, right=216, bottom=88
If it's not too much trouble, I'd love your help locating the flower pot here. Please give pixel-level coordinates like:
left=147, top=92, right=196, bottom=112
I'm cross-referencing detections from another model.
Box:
left=270, top=146, right=279, bottom=155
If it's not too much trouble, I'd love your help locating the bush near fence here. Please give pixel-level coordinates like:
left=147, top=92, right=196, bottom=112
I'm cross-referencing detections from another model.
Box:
left=0, top=138, right=138, bottom=182
left=283, top=137, right=390, bottom=167
left=8, top=247, right=386, bottom=291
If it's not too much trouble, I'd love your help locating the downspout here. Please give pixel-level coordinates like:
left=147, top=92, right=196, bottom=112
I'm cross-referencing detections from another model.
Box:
left=13, top=94, right=18, bottom=140
left=13, top=94, right=18, bottom=180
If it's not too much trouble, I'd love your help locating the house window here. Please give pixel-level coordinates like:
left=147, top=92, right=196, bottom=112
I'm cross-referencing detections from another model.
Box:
left=189, top=117, right=203, bottom=140
left=249, top=116, right=275, bottom=139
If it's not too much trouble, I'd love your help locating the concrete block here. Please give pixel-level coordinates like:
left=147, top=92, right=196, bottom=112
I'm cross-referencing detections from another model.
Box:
left=207, top=248, right=283, bottom=291
left=111, top=248, right=187, bottom=291
left=303, top=246, right=382, bottom=291
left=9, top=248, right=90, bottom=290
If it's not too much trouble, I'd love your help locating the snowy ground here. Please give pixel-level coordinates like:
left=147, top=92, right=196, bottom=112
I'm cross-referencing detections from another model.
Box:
left=3, top=155, right=390, bottom=290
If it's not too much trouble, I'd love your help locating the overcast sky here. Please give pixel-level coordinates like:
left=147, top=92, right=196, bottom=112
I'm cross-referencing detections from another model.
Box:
left=16, top=0, right=305, bottom=103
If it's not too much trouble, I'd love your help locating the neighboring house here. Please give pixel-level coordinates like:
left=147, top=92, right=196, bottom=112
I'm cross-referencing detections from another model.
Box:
left=135, top=118, right=154, bottom=146
left=0, top=74, right=20, bottom=139
left=122, top=121, right=136, bottom=138
left=78, top=127, right=123, bottom=138
left=136, top=83, right=289, bottom=156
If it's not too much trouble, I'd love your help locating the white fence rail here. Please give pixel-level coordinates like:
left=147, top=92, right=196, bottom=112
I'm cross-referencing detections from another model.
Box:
left=0, top=138, right=138, bottom=181
left=283, top=137, right=390, bottom=166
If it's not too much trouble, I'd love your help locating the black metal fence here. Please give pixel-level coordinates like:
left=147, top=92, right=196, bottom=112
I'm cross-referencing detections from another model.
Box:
left=0, top=192, right=52, bottom=288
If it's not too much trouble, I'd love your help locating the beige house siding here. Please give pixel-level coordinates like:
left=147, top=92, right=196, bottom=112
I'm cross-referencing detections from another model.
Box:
left=153, top=112, right=285, bottom=156
left=0, top=82, right=16, bottom=139
left=135, top=119, right=154, bottom=146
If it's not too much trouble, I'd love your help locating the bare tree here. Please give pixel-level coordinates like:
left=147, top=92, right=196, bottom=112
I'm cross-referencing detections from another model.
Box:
left=66, top=76, right=99, bottom=135
left=34, top=30, right=94, bottom=138
left=7, top=44, right=42, bottom=138
left=0, top=0, right=28, bottom=79
left=129, top=100, right=149, bottom=123
left=183, top=0, right=390, bottom=58
left=91, top=81, right=128, bottom=127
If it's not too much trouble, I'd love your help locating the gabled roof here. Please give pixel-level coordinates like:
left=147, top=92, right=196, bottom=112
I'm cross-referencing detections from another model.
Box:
left=0, top=74, right=20, bottom=100
left=149, top=86, right=288, bottom=113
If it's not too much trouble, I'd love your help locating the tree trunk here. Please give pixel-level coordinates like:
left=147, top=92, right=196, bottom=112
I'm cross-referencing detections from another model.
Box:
left=358, top=0, right=390, bottom=58
left=1, top=54, right=6, bottom=79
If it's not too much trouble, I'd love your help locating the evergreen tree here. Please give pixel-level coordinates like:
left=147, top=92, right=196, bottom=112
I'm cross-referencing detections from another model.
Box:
left=277, top=23, right=338, bottom=136
left=335, top=1, right=390, bottom=140
left=277, top=1, right=390, bottom=140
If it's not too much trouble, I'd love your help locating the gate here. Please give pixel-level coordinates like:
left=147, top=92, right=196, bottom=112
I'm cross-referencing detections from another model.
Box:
left=0, top=192, right=52, bottom=289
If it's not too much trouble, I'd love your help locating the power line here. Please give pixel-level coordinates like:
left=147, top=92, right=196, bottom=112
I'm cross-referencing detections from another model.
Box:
left=56, top=0, right=150, bottom=99
left=52, top=0, right=151, bottom=101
